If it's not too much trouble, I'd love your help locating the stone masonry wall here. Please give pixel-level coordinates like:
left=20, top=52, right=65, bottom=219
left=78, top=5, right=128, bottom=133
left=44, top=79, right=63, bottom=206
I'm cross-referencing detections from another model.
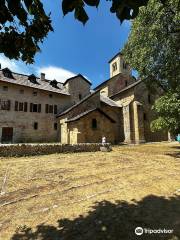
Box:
left=0, top=143, right=110, bottom=157
left=64, top=76, right=91, bottom=104
left=67, top=110, right=116, bottom=144
left=0, top=81, right=71, bottom=143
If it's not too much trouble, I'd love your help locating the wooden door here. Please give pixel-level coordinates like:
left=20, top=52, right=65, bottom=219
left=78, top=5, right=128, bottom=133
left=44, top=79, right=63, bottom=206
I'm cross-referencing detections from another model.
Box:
left=1, top=127, right=13, bottom=143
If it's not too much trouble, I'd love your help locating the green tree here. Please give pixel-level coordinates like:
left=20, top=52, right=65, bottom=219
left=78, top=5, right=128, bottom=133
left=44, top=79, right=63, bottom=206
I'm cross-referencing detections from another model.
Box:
left=0, top=0, right=168, bottom=63
left=123, top=0, right=180, bottom=92
left=123, top=0, right=180, bottom=134
left=151, top=91, right=180, bottom=135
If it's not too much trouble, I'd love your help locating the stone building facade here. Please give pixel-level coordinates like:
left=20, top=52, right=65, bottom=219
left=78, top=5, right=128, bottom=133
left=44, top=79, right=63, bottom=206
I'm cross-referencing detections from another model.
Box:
left=0, top=52, right=168, bottom=144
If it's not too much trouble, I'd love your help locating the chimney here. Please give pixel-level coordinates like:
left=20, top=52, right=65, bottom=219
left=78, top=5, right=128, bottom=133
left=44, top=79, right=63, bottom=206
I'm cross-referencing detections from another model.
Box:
left=41, top=72, right=45, bottom=81
left=0, top=63, right=1, bottom=70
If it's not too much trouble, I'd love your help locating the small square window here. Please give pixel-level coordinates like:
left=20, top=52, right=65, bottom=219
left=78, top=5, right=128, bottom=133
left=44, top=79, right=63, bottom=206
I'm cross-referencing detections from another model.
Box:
left=20, top=89, right=24, bottom=94
left=31, top=104, right=38, bottom=112
left=49, top=94, right=53, bottom=98
left=34, top=122, right=38, bottom=130
left=3, top=86, right=8, bottom=91
left=33, top=91, right=37, bottom=96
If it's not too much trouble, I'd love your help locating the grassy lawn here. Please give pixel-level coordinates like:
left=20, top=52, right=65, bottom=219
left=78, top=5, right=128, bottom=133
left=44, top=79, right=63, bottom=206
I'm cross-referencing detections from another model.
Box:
left=0, top=142, right=180, bottom=239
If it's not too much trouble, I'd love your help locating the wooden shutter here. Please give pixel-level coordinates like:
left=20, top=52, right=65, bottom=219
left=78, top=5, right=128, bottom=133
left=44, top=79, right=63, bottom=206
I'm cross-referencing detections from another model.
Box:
left=54, top=105, right=57, bottom=114
left=24, top=102, right=28, bottom=112
left=30, top=103, right=33, bottom=112
left=15, top=101, right=18, bottom=111
left=45, top=104, right=49, bottom=113
left=19, top=102, right=24, bottom=111
left=7, top=100, right=11, bottom=110
left=49, top=105, right=53, bottom=113
left=38, top=104, right=41, bottom=113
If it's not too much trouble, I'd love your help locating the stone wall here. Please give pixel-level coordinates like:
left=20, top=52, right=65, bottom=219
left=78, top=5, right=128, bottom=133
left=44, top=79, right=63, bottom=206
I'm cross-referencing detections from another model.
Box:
left=64, top=76, right=91, bottom=104
left=0, top=81, right=71, bottom=143
left=66, top=91, right=101, bottom=119
left=100, top=74, right=134, bottom=98
left=0, top=143, right=110, bottom=157
left=67, top=110, right=117, bottom=144
left=134, top=83, right=168, bottom=142
left=109, top=54, right=131, bottom=78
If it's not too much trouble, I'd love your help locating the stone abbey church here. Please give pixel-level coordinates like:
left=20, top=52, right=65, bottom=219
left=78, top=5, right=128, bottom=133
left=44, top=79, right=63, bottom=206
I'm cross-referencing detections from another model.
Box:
left=0, top=52, right=168, bottom=144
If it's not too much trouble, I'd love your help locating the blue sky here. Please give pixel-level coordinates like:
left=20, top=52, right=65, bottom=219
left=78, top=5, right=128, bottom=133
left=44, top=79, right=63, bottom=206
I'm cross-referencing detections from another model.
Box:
left=0, top=1, right=131, bottom=88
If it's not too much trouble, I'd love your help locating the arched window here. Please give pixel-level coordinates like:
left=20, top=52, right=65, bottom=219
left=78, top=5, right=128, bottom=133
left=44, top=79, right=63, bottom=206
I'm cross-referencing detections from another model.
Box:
left=112, top=62, right=117, bottom=72
left=92, top=119, right=97, bottom=129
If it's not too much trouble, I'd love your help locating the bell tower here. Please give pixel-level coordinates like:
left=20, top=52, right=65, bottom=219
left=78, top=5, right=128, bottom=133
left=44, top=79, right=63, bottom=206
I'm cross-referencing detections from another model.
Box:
left=109, top=52, right=132, bottom=78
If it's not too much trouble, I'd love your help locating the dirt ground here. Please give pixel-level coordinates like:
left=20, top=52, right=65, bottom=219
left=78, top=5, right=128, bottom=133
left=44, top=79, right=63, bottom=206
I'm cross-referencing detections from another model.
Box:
left=0, top=142, right=180, bottom=240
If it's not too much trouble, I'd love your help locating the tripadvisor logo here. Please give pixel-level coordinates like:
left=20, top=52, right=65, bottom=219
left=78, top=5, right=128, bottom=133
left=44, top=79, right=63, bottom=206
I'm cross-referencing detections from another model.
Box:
left=135, top=227, right=173, bottom=236
left=135, top=227, right=143, bottom=235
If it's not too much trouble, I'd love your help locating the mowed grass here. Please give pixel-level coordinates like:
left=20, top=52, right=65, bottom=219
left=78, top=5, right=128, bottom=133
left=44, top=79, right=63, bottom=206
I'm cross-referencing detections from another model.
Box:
left=0, top=142, right=180, bottom=240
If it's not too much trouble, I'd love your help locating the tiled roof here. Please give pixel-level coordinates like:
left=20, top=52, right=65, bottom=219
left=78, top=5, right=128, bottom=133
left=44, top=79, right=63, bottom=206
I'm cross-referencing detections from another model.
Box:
left=110, top=80, right=142, bottom=98
left=100, top=95, right=121, bottom=107
left=63, top=74, right=92, bottom=86
left=0, top=69, right=70, bottom=95
left=66, top=108, right=116, bottom=123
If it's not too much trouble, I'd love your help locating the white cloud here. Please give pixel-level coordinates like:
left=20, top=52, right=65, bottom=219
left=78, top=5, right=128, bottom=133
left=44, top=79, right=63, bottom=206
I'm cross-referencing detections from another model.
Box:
left=37, top=66, right=76, bottom=83
left=0, top=55, right=89, bottom=84
left=0, top=55, right=30, bottom=74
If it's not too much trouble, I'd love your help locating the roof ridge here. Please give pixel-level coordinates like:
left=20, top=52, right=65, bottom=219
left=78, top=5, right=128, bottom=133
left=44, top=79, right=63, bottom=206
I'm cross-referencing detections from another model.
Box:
left=110, top=80, right=142, bottom=98
left=0, top=69, right=64, bottom=84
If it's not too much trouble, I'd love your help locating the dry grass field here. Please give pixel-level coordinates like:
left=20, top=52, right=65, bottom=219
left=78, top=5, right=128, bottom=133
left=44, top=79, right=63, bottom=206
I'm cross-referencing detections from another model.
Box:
left=0, top=142, right=180, bottom=240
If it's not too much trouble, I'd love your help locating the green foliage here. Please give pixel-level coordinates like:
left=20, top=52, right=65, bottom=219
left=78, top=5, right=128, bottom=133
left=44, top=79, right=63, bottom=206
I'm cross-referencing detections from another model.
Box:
left=123, top=0, right=180, bottom=92
left=61, top=0, right=151, bottom=25
left=123, top=0, right=180, bottom=133
left=151, top=91, right=180, bottom=134
left=0, top=0, right=53, bottom=63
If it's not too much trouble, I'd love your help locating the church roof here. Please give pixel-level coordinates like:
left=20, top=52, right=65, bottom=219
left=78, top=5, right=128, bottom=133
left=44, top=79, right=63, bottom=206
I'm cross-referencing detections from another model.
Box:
left=0, top=69, right=70, bottom=95
left=110, top=80, right=142, bottom=98
left=66, top=108, right=116, bottom=123
left=100, top=95, right=121, bottom=107
left=108, top=52, right=123, bottom=63
left=63, top=74, right=92, bottom=85
left=56, top=89, right=100, bottom=117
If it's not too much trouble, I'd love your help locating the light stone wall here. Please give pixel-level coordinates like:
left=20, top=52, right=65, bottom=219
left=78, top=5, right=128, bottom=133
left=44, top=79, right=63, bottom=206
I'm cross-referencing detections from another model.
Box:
left=110, top=55, right=131, bottom=78
left=134, top=83, right=168, bottom=142
left=100, top=86, right=109, bottom=97
left=100, top=74, right=135, bottom=98
left=100, top=103, right=124, bottom=143
left=67, top=110, right=116, bottom=144
left=64, top=76, right=91, bottom=104
left=112, top=82, right=168, bottom=143
left=0, top=82, right=71, bottom=143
